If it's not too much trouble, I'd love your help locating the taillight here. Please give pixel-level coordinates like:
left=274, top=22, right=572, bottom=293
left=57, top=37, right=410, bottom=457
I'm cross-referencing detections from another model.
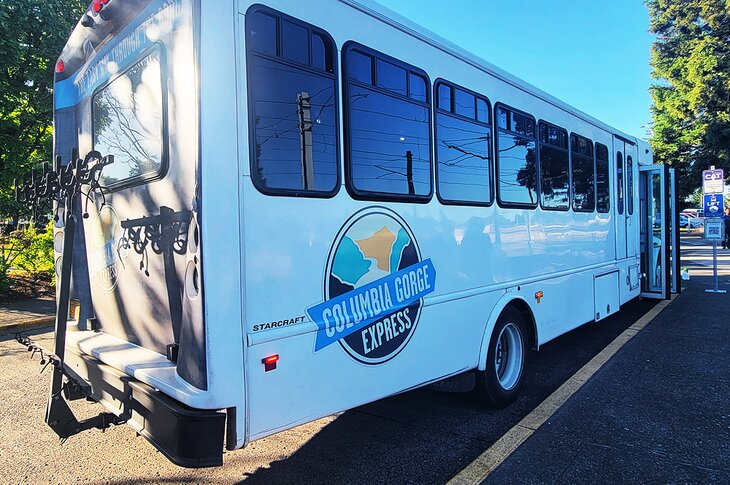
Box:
left=55, top=59, right=65, bottom=73
left=91, top=0, right=112, bottom=16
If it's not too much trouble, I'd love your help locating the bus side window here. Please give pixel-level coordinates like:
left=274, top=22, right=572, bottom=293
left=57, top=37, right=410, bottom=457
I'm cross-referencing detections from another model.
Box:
left=495, top=105, right=537, bottom=207
left=344, top=44, right=432, bottom=200
left=245, top=8, right=339, bottom=196
left=616, top=151, right=624, bottom=215
left=570, top=133, right=596, bottom=212
left=538, top=121, right=569, bottom=210
left=627, top=155, right=634, bottom=215
left=595, top=143, right=610, bottom=213
left=435, top=80, right=492, bottom=205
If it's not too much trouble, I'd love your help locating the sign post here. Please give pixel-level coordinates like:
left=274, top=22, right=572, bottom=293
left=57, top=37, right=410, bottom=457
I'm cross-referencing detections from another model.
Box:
left=702, top=167, right=726, bottom=294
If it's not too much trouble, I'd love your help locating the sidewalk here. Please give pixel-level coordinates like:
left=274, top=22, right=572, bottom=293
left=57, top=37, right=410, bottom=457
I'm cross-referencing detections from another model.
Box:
left=483, top=239, right=729, bottom=483
left=0, top=297, right=55, bottom=335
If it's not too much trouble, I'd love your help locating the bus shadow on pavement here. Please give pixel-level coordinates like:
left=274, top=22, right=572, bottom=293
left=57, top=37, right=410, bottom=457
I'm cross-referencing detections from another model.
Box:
left=234, top=298, right=657, bottom=484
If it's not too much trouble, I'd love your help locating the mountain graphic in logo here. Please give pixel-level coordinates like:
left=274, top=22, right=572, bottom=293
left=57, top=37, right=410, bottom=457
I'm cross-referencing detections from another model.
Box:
left=308, top=207, right=436, bottom=365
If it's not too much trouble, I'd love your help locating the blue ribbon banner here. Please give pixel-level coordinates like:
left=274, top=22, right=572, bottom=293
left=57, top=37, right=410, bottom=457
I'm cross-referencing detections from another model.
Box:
left=308, top=259, right=436, bottom=352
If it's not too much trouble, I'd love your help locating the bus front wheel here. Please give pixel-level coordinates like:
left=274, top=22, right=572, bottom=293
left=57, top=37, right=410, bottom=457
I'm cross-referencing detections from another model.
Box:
left=476, top=306, right=528, bottom=408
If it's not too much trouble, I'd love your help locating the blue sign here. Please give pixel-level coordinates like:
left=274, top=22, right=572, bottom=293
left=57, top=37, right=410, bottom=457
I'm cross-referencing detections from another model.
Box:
left=703, top=194, right=724, bottom=218
left=308, top=259, right=436, bottom=352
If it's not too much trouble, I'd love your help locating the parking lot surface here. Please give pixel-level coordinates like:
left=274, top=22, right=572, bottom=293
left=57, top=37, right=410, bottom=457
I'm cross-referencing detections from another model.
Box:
left=6, top=234, right=724, bottom=484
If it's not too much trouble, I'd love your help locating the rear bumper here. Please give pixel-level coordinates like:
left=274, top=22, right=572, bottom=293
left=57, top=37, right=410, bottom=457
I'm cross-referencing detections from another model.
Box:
left=64, top=346, right=226, bottom=468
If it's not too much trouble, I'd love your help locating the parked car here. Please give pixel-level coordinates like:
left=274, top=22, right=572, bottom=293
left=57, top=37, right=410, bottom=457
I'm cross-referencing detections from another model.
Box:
left=679, top=213, right=704, bottom=229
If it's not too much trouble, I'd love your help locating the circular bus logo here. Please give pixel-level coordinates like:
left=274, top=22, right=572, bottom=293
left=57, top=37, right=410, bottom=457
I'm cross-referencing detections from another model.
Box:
left=316, top=207, right=434, bottom=365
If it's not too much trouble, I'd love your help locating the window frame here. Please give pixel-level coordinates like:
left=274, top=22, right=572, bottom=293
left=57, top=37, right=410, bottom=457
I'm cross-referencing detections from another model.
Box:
left=244, top=5, right=341, bottom=198
left=494, top=102, right=538, bottom=209
left=595, top=142, right=611, bottom=214
left=537, top=120, right=570, bottom=212
left=569, top=132, right=596, bottom=213
left=433, top=78, right=493, bottom=207
left=91, top=43, right=169, bottom=192
left=342, top=41, right=433, bottom=203
left=626, top=154, right=634, bottom=215
left=616, top=150, right=624, bottom=215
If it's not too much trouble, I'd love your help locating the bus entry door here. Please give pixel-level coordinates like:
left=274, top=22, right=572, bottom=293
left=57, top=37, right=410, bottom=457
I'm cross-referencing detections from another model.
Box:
left=639, top=164, right=672, bottom=299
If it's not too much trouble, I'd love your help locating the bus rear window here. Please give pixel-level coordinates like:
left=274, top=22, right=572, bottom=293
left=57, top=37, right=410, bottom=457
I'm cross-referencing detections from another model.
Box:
left=93, top=51, right=165, bottom=187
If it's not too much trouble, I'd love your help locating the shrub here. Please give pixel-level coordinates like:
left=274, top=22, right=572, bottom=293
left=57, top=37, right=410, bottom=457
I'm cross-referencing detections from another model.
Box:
left=14, top=222, right=55, bottom=281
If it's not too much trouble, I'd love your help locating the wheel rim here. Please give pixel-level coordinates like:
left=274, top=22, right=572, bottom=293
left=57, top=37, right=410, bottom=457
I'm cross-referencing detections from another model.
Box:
left=494, top=323, right=523, bottom=391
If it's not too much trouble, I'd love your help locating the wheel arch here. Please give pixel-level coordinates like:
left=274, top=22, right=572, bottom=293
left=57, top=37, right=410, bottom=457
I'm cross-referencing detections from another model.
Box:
left=477, top=293, right=538, bottom=371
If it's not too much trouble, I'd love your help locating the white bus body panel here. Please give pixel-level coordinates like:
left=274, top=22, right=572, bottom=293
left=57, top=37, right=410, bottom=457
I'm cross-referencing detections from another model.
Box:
left=231, top=0, right=643, bottom=441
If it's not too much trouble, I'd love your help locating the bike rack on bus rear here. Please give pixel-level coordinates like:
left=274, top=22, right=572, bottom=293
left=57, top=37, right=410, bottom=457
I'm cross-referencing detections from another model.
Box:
left=14, top=150, right=124, bottom=440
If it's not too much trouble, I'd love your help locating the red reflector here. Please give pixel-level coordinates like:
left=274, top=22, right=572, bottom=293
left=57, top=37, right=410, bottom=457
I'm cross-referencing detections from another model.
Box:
left=55, top=59, right=65, bottom=73
left=263, top=355, right=279, bottom=365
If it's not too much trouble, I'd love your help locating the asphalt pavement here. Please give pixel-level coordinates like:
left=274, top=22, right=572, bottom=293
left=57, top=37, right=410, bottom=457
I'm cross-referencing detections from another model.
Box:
left=481, top=235, right=730, bottom=484
left=0, top=235, right=726, bottom=483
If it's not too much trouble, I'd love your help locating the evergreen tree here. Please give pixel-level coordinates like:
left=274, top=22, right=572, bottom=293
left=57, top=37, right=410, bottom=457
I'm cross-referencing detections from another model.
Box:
left=647, top=0, right=730, bottom=202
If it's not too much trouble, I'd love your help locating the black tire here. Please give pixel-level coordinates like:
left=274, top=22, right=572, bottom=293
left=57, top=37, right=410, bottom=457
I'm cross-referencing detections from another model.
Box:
left=475, top=306, right=529, bottom=408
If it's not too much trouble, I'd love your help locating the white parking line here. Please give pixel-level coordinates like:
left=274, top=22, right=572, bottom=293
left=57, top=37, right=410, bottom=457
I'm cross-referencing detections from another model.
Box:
left=448, top=296, right=676, bottom=485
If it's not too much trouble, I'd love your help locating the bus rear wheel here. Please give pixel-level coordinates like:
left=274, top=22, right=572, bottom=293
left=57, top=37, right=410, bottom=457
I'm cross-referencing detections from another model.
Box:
left=476, top=306, right=528, bottom=408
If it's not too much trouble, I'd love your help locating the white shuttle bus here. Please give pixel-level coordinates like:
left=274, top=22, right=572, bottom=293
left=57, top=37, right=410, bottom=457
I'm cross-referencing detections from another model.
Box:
left=44, top=0, right=679, bottom=467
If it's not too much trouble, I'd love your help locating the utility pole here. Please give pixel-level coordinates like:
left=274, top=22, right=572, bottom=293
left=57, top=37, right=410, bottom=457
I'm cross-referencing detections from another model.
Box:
left=406, top=150, right=414, bottom=195
left=297, top=92, right=314, bottom=190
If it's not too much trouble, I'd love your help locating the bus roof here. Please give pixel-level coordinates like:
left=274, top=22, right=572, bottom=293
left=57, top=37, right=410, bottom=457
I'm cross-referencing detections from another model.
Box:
left=341, top=0, right=642, bottom=144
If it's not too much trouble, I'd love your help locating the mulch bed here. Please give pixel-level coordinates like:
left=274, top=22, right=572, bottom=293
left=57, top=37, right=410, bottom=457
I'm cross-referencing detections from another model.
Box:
left=3, top=274, right=55, bottom=301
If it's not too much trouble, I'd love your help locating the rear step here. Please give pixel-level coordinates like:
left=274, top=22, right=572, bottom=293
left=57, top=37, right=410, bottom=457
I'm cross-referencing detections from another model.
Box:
left=14, top=151, right=224, bottom=468
left=17, top=332, right=226, bottom=468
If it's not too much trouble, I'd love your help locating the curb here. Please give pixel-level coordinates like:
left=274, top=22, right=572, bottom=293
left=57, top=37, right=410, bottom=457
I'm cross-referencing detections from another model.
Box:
left=0, top=316, right=55, bottom=336
left=448, top=295, right=677, bottom=485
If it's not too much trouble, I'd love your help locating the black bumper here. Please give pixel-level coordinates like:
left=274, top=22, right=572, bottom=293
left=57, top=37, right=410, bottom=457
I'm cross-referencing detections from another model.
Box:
left=64, top=347, right=226, bottom=468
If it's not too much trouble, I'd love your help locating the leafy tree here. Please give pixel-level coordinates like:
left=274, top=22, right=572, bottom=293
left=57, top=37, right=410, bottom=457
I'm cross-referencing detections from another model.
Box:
left=0, top=0, right=86, bottom=221
left=647, top=0, right=730, bottom=202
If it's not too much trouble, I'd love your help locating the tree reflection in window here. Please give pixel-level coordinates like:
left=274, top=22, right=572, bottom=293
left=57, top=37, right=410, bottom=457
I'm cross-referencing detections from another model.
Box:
left=595, top=143, right=610, bottom=213
left=496, top=106, right=537, bottom=206
left=538, top=121, right=569, bottom=210
left=93, top=51, right=164, bottom=187
left=571, top=134, right=596, bottom=212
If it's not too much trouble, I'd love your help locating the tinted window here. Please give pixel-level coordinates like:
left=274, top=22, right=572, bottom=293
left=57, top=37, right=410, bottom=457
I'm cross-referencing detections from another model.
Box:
left=246, top=11, right=338, bottom=194
left=477, top=98, right=489, bottom=123
left=93, top=51, right=164, bottom=187
left=438, top=84, right=452, bottom=111
left=248, top=12, right=277, bottom=56
left=312, top=33, right=333, bottom=72
left=571, top=134, right=595, bottom=212
left=496, top=106, right=537, bottom=206
left=538, top=122, right=569, bottom=210
left=596, top=143, right=610, bottom=213
left=282, top=20, right=308, bottom=65
left=616, top=151, right=624, bottom=215
left=377, top=59, right=407, bottom=96
left=436, top=81, right=491, bottom=204
left=454, top=89, right=475, bottom=119
left=627, top=155, right=634, bottom=215
left=345, top=46, right=431, bottom=198
left=349, top=50, right=372, bottom=84
left=409, top=73, right=427, bottom=102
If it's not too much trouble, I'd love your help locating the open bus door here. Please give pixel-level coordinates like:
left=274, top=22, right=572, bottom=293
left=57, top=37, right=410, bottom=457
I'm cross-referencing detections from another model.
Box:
left=639, top=164, right=678, bottom=299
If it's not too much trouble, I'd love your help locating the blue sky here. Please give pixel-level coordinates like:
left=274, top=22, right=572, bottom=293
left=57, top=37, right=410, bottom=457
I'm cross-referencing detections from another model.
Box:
left=376, top=0, right=655, bottom=139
